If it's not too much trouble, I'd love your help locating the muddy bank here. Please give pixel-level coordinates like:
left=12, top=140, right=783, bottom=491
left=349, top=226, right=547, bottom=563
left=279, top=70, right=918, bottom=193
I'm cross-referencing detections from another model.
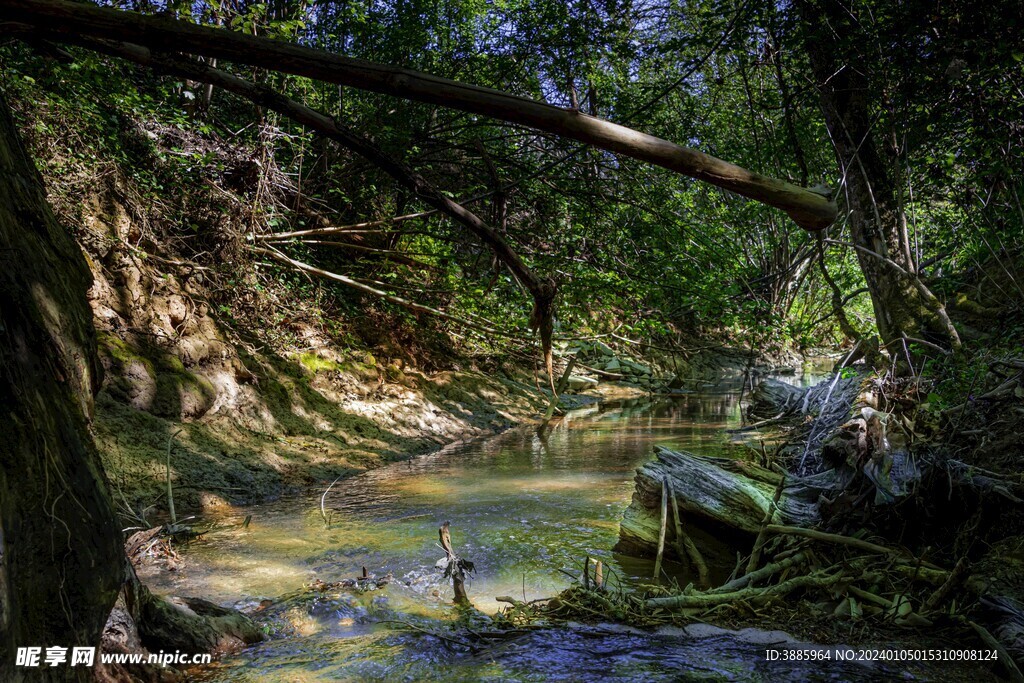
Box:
left=78, top=187, right=551, bottom=513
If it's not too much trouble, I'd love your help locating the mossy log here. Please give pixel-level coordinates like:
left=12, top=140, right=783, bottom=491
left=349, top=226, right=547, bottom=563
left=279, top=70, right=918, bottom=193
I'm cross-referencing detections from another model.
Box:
left=617, top=373, right=870, bottom=562
left=647, top=571, right=841, bottom=610
left=616, top=446, right=822, bottom=560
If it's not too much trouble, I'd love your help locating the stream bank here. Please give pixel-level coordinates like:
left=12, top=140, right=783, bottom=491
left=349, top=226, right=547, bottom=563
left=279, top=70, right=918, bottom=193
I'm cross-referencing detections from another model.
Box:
left=79, top=183, right=560, bottom=515
left=132, top=370, right=998, bottom=682
left=78, top=180, right=782, bottom=520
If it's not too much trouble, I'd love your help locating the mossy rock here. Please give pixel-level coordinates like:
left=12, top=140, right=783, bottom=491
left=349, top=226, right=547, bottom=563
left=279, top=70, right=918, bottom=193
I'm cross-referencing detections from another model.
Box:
left=138, top=591, right=264, bottom=655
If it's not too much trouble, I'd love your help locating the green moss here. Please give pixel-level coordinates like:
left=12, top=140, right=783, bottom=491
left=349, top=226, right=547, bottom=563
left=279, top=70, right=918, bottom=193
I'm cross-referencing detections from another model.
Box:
left=93, top=333, right=538, bottom=514
left=98, top=331, right=155, bottom=373
left=94, top=392, right=285, bottom=510
left=298, top=352, right=343, bottom=374
left=98, top=331, right=217, bottom=418
left=151, top=370, right=216, bottom=418
left=156, top=353, right=187, bottom=373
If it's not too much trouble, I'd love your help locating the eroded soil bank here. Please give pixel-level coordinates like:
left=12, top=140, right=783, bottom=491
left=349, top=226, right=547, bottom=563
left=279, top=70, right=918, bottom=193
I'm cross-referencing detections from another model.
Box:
left=82, top=192, right=553, bottom=512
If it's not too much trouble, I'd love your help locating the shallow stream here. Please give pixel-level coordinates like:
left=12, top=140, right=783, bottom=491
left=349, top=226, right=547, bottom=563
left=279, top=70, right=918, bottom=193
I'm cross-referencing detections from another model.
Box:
left=143, top=364, right=964, bottom=681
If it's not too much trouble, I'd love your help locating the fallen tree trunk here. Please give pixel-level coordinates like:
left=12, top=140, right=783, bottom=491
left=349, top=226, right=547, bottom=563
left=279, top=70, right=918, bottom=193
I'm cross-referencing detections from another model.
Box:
left=615, top=446, right=822, bottom=566
left=745, top=378, right=806, bottom=420
left=1, top=0, right=837, bottom=231
left=617, top=372, right=870, bottom=563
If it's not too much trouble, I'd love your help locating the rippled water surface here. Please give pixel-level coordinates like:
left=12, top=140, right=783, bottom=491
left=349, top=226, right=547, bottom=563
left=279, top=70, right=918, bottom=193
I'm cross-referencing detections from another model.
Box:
left=147, top=386, right=763, bottom=612
left=144, top=363, right=964, bottom=681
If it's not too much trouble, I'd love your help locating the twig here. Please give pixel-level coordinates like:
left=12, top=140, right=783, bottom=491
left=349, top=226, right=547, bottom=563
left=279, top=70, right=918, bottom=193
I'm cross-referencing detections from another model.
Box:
left=319, top=475, right=343, bottom=527
left=653, top=475, right=669, bottom=582
left=968, top=620, right=1024, bottom=683
left=745, top=474, right=785, bottom=576
left=647, top=571, right=841, bottom=609
left=165, top=428, right=183, bottom=525
left=381, top=620, right=479, bottom=653
left=714, top=552, right=807, bottom=594
left=574, top=361, right=624, bottom=379
left=765, top=525, right=907, bottom=558
left=544, top=354, right=577, bottom=420
left=666, top=477, right=708, bottom=588
left=923, top=556, right=969, bottom=613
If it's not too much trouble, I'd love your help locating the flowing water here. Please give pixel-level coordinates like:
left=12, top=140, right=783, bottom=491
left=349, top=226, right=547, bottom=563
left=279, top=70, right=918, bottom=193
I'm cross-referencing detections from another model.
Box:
left=143, top=363, right=962, bottom=681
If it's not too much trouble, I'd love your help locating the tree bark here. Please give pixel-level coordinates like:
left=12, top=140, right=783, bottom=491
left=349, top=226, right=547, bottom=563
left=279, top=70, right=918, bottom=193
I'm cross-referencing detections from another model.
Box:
left=0, top=0, right=837, bottom=231
left=799, top=0, right=960, bottom=352
left=0, top=91, right=124, bottom=681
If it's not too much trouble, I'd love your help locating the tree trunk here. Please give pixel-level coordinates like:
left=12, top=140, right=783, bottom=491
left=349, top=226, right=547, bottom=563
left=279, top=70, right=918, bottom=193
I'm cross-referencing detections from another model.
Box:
left=0, top=91, right=124, bottom=680
left=1, top=0, right=837, bottom=231
left=615, top=446, right=825, bottom=587
left=799, top=1, right=960, bottom=352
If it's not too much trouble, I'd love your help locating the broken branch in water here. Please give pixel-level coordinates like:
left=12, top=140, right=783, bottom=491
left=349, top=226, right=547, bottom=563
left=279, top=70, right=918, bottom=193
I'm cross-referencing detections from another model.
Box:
left=320, top=475, right=343, bottom=527
left=437, top=521, right=475, bottom=605
left=543, top=354, right=578, bottom=421
left=382, top=619, right=480, bottom=653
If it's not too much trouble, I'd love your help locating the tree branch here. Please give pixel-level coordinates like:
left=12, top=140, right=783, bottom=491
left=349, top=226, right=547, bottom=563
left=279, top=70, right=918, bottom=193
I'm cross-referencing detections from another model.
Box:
left=68, top=38, right=557, bottom=369
left=2, top=0, right=837, bottom=230
left=253, top=246, right=516, bottom=338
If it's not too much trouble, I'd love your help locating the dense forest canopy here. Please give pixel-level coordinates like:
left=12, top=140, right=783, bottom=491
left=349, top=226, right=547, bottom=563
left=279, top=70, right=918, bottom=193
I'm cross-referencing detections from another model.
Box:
left=2, top=0, right=1021, bottom=363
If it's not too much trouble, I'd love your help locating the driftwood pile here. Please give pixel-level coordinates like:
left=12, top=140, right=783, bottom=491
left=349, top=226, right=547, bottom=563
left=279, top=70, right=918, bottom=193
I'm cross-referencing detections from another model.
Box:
left=616, top=373, right=868, bottom=564
left=606, top=369, right=1024, bottom=680
left=520, top=524, right=1021, bottom=680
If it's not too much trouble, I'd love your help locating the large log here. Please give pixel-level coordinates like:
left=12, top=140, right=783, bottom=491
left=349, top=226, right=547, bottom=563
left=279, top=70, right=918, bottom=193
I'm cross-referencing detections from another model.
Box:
left=746, top=378, right=807, bottom=419
left=616, top=447, right=822, bottom=561
left=617, top=365, right=943, bottom=566
left=616, top=373, right=872, bottom=563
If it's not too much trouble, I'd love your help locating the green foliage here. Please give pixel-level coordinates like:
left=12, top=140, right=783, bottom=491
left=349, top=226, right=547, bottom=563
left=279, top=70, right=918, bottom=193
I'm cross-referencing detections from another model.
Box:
left=3, top=0, right=1021, bottom=360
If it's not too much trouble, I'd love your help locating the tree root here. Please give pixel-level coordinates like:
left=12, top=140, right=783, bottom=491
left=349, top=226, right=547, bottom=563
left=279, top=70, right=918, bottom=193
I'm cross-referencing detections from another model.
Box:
left=647, top=571, right=842, bottom=610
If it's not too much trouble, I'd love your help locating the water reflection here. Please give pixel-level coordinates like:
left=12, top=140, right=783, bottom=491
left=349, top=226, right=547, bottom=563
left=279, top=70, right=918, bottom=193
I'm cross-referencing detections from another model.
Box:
left=147, top=398, right=742, bottom=609
left=150, top=366, right=892, bottom=682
